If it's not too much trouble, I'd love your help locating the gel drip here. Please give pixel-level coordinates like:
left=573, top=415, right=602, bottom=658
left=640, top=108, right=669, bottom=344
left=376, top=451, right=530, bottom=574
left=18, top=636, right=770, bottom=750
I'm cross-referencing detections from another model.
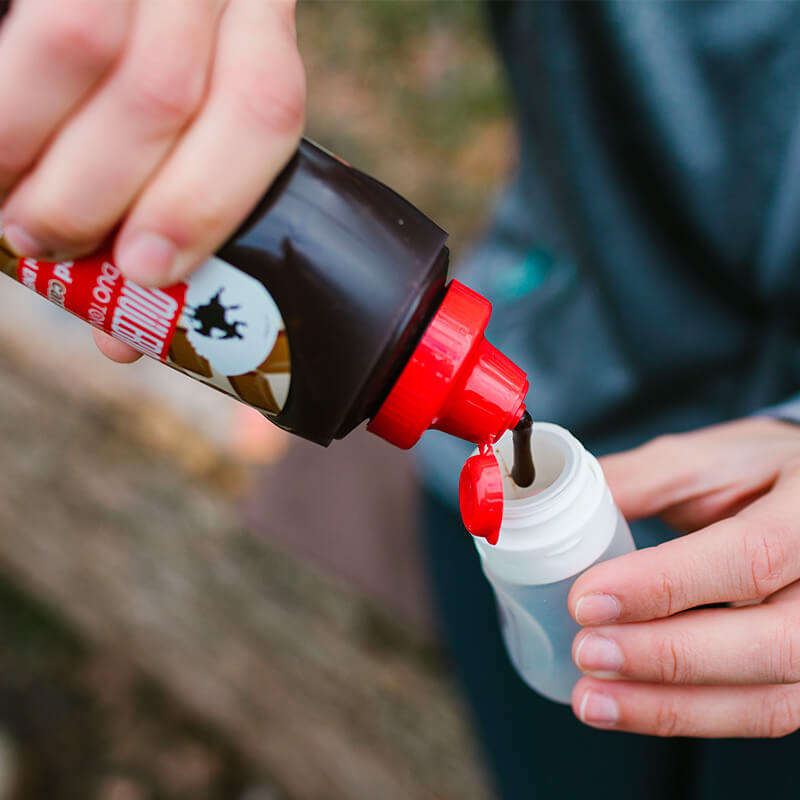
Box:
left=511, top=410, right=535, bottom=487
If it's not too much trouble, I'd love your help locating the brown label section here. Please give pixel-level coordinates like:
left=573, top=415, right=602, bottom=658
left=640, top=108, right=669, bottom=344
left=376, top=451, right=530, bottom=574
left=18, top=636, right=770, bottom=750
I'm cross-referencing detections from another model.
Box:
left=168, top=328, right=212, bottom=378
left=259, top=331, right=289, bottom=373
left=0, top=242, right=18, bottom=280
left=166, top=323, right=290, bottom=418
left=228, top=370, right=281, bottom=415
left=226, top=332, right=290, bottom=413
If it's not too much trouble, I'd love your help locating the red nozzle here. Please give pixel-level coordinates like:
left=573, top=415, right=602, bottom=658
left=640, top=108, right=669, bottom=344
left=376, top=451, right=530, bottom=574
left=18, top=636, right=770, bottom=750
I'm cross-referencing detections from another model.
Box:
left=368, top=281, right=528, bottom=449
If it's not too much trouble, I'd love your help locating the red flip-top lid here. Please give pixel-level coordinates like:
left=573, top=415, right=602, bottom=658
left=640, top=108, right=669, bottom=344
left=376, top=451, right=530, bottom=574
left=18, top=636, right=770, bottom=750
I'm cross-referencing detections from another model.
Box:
left=368, top=280, right=527, bottom=449
left=458, top=446, right=504, bottom=545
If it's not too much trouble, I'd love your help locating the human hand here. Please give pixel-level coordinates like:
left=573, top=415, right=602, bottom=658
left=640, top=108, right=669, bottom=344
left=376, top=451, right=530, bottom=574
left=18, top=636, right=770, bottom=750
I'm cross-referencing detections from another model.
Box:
left=0, top=0, right=305, bottom=362
left=566, top=416, right=800, bottom=737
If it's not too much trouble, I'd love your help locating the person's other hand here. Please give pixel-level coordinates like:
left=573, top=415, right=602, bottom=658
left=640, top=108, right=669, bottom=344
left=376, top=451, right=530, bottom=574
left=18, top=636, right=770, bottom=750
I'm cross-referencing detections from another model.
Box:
left=0, top=0, right=305, bottom=362
left=567, top=416, right=800, bottom=737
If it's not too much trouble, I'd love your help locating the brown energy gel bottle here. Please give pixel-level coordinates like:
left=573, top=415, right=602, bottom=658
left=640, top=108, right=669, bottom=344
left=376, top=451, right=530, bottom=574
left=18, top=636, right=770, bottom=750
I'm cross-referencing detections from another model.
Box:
left=0, top=139, right=529, bottom=451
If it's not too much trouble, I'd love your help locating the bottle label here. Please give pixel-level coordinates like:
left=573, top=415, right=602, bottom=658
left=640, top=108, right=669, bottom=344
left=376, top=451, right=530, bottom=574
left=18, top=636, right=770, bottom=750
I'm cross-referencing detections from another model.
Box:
left=0, top=248, right=291, bottom=417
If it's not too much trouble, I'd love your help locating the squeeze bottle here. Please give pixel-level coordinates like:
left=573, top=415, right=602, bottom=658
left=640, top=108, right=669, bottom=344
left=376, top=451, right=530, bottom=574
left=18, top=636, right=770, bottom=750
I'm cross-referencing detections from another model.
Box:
left=459, top=422, right=636, bottom=703
left=0, top=139, right=528, bottom=453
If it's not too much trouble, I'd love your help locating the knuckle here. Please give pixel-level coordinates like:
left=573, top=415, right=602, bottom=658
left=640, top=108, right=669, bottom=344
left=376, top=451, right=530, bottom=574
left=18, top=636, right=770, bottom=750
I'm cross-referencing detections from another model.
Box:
left=125, top=57, right=206, bottom=126
left=742, top=529, right=786, bottom=598
left=771, top=616, right=800, bottom=683
left=41, top=2, right=125, bottom=68
left=762, top=690, right=800, bottom=738
left=229, top=58, right=306, bottom=137
left=654, top=569, right=683, bottom=617
left=654, top=633, right=689, bottom=683
left=652, top=698, right=682, bottom=738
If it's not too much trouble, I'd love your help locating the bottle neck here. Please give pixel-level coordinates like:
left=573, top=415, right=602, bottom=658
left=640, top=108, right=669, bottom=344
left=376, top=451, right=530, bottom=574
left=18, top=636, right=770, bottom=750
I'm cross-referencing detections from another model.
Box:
left=474, top=423, right=619, bottom=584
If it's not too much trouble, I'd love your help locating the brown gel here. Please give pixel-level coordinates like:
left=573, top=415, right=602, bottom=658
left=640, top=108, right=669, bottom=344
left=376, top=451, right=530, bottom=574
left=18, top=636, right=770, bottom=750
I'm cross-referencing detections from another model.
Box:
left=511, top=410, right=535, bottom=487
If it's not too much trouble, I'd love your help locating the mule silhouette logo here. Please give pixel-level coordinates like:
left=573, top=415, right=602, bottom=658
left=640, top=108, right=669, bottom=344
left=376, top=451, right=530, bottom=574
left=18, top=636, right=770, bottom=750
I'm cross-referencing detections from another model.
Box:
left=189, top=288, right=247, bottom=340
left=183, top=256, right=284, bottom=378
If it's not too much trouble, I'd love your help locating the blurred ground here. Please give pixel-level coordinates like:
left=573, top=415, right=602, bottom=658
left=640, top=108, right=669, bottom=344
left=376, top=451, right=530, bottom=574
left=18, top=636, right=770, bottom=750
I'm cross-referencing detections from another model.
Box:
left=0, top=2, right=513, bottom=798
left=0, top=579, right=252, bottom=800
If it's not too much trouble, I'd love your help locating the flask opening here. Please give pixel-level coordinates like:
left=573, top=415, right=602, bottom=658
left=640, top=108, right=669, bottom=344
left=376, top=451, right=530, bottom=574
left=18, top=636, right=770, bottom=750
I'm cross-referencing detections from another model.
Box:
left=494, top=426, right=567, bottom=501
left=460, top=422, right=583, bottom=545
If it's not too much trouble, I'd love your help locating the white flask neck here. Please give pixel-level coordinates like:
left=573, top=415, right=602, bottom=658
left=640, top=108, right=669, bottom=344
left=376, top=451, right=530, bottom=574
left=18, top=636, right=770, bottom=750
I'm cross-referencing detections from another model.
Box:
left=474, top=422, right=619, bottom=584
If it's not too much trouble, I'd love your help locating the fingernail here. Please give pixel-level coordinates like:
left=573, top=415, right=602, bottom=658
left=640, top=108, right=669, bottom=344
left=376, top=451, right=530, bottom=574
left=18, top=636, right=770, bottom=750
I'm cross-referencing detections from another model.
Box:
left=3, top=223, right=45, bottom=257
left=578, top=690, right=619, bottom=726
left=117, top=232, right=177, bottom=285
left=575, top=593, right=620, bottom=625
left=574, top=633, right=623, bottom=674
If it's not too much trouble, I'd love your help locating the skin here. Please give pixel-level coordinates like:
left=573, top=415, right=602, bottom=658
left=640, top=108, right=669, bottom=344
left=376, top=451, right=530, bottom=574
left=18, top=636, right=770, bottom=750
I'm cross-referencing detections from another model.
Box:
left=0, top=0, right=305, bottom=363
left=569, top=416, right=800, bottom=738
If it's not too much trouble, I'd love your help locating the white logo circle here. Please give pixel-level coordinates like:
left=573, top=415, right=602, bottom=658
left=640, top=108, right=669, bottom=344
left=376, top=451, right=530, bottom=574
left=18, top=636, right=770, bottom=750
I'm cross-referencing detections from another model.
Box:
left=184, top=256, right=282, bottom=376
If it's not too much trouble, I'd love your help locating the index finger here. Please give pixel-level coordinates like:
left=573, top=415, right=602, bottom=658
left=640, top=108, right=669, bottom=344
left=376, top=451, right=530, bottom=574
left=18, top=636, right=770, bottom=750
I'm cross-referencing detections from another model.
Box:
left=113, top=0, right=304, bottom=286
left=568, top=461, right=800, bottom=625
left=0, top=0, right=132, bottom=203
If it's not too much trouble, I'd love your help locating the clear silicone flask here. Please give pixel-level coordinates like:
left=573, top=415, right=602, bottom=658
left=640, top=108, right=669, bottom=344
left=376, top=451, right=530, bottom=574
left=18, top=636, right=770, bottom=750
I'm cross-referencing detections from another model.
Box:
left=459, top=422, right=635, bottom=704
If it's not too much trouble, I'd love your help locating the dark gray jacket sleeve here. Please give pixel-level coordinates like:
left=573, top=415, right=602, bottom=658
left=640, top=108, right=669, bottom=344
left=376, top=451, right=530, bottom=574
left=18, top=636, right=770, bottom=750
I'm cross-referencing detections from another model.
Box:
left=757, top=396, right=800, bottom=424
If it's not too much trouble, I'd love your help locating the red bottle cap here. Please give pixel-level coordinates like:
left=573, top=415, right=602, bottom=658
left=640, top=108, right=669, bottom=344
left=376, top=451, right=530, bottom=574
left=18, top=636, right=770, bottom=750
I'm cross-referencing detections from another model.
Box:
left=459, top=446, right=504, bottom=545
left=368, top=281, right=528, bottom=449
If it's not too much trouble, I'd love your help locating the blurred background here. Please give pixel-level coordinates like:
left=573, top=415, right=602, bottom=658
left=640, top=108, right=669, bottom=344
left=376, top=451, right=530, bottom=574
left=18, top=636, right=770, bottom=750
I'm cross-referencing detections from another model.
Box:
left=0, top=2, right=514, bottom=798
